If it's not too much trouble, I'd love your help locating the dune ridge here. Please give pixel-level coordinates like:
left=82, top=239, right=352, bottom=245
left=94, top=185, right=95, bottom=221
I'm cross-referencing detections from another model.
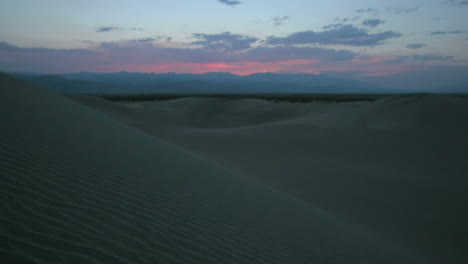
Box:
left=0, top=73, right=425, bottom=263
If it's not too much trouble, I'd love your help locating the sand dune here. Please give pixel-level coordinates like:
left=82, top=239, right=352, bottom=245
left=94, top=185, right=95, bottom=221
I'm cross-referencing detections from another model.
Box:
left=72, top=92, right=468, bottom=263
left=1, top=72, right=466, bottom=263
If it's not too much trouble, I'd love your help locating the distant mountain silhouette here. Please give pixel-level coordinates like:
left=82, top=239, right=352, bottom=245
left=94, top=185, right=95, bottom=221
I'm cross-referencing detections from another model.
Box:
left=11, top=72, right=394, bottom=94
left=362, top=66, right=468, bottom=93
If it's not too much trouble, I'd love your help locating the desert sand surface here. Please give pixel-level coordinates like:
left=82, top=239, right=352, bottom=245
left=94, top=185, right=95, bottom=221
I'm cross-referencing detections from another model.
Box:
left=1, top=72, right=468, bottom=263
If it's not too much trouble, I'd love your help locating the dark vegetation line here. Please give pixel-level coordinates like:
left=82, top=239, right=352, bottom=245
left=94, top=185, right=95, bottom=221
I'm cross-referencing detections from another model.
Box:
left=98, top=93, right=386, bottom=103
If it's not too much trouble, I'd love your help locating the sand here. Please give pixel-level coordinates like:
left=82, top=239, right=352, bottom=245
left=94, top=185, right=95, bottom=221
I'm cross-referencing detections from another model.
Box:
left=1, top=73, right=467, bottom=263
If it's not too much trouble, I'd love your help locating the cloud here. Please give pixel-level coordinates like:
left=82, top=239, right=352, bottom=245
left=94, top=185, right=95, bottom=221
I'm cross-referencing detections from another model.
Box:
left=273, top=16, right=290, bottom=26
left=132, top=27, right=144, bottom=31
left=430, top=30, right=466, bottom=35
left=406, top=43, right=427, bottom=49
left=217, top=0, right=242, bottom=6
left=322, top=24, right=344, bottom=30
left=362, top=19, right=385, bottom=27
left=266, top=25, right=401, bottom=46
left=96, top=26, right=121, bottom=33
left=390, top=6, right=420, bottom=14
left=130, top=35, right=172, bottom=43
left=133, top=37, right=158, bottom=43
left=334, top=17, right=359, bottom=23
left=448, top=0, right=468, bottom=6
left=191, top=32, right=258, bottom=50
left=355, top=8, right=378, bottom=13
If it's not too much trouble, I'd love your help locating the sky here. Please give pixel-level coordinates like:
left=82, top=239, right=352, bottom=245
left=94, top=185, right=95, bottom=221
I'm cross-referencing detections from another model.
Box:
left=1, top=0, right=467, bottom=82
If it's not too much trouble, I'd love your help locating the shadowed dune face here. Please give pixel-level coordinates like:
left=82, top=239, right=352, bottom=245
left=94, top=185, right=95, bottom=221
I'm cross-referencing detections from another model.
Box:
left=72, top=89, right=468, bottom=263
left=0, top=73, right=426, bottom=263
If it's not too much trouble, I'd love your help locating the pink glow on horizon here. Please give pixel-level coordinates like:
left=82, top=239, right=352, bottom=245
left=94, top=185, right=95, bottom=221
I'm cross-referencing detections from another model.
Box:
left=61, top=59, right=417, bottom=77
left=121, top=59, right=321, bottom=75
left=109, top=57, right=413, bottom=77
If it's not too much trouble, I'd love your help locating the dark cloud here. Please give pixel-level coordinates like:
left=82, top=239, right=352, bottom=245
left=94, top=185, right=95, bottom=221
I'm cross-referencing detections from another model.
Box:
left=81, top=40, right=95, bottom=45
left=355, top=8, right=378, bottom=13
left=406, top=43, right=427, bottom=49
left=96, top=26, right=121, bottom=33
left=266, top=25, right=401, bottom=46
left=322, top=24, right=344, bottom=30
left=430, top=30, right=466, bottom=35
left=362, top=19, right=385, bottom=27
left=217, top=0, right=241, bottom=6
left=133, top=37, right=158, bottom=43
left=273, top=16, right=290, bottom=26
left=191, top=32, right=259, bottom=50
left=448, top=0, right=468, bottom=6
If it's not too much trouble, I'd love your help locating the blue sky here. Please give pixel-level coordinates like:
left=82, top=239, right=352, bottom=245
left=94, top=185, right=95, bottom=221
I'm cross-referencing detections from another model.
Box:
left=1, top=0, right=467, bottom=79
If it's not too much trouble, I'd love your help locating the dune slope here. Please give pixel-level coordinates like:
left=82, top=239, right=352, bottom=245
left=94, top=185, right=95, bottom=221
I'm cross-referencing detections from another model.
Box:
left=0, top=74, right=425, bottom=263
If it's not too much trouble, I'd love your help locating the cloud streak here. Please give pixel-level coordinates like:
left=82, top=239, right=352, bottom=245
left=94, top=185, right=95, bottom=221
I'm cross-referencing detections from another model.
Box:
left=390, top=6, right=420, bottom=14
left=217, top=0, right=242, bottom=6
left=406, top=43, right=426, bottom=49
left=355, top=8, right=377, bottom=13
left=132, top=37, right=158, bottom=43
left=273, top=16, right=290, bottom=26
left=96, top=26, right=121, bottom=33
left=430, top=30, right=466, bottom=35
